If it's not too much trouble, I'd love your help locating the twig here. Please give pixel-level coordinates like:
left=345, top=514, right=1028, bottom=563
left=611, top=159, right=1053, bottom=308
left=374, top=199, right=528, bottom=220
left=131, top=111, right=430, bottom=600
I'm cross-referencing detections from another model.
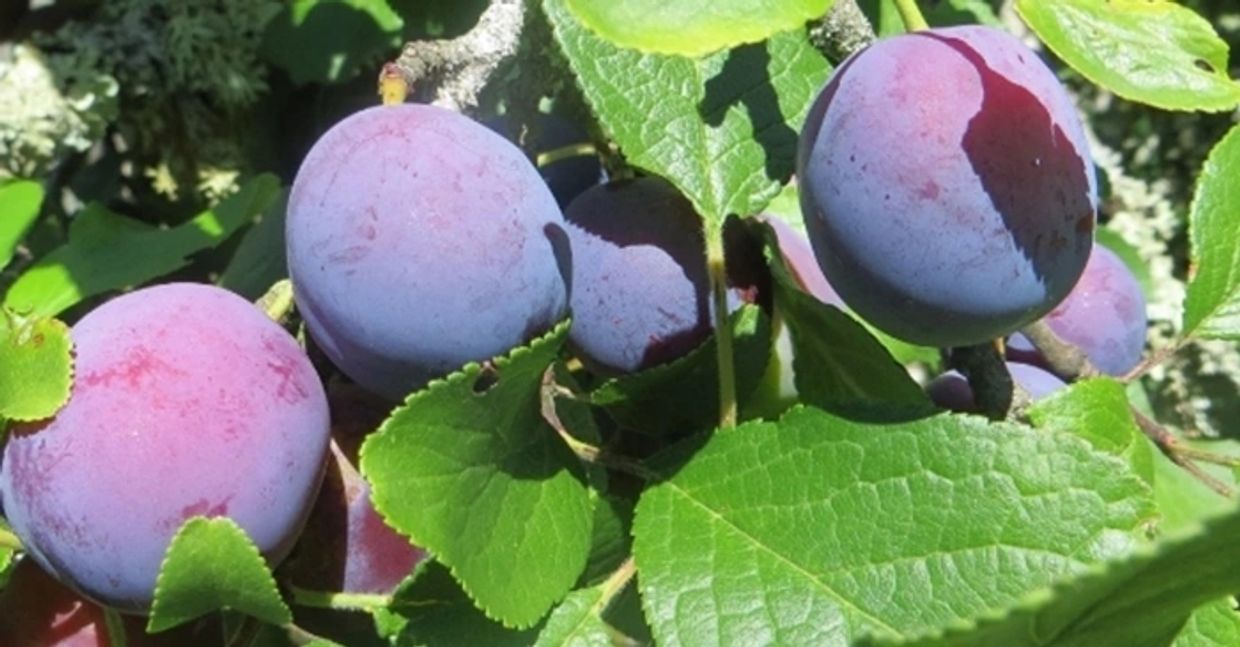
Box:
left=1131, top=407, right=1234, bottom=498
left=808, top=0, right=877, bottom=61
left=540, top=368, right=658, bottom=481
left=948, top=341, right=1015, bottom=420
left=1020, top=319, right=1102, bottom=381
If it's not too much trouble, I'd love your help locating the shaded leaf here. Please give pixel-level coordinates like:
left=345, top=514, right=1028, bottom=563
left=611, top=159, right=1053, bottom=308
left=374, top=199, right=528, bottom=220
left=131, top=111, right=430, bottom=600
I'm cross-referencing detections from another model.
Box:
left=1183, top=124, right=1240, bottom=339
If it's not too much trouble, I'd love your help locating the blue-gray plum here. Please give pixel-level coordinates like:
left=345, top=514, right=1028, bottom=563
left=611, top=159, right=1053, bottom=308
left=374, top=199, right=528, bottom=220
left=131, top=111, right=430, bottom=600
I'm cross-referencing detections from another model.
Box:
left=564, top=178, right=719, bottom=374
left=286, top=104, right=570, bottom=400
left=0, top=283, right=330, bottom=613
left=927, top=362, right=1066, bottom=413
left=798, top=26, right=1096, bottom=347
left=1007, top=243, right=1146, bottom=376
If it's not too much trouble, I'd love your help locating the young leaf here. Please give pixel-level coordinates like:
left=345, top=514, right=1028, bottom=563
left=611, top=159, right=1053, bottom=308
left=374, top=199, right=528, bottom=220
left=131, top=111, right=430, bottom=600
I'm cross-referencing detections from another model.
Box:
left=148, top=517, right=291, bottom=633
left=865, top=503, right=1240, bottom=646
left=0, top=180, right=43, bottom=270
left=1183, top=124, right=1240, bottom=340
left=360, top=321, right=594, bottom=629
left=563, top=0, right=833, bottom=58
left=764, top=228, right=931, bottom=412
left=261, top=0, right=403, bottom=85
left=589, top=305, right=771, bottom=435
left=633, top=406, right=1153, bottom=645
left=1173, top=598, right=1240, bottom=646
left=4, top=175, right=280, bottom=316
left=546, top=0, right=830, bottom=229
left=1016, top=0, right=1240, bottom=112
left=218, top=190, right=290, bottom=300
left=0, top=310, right=72, bottom=422
left=376, top=561, right=541, bottom=646
left=1028, top=378, right=1155, bottom=487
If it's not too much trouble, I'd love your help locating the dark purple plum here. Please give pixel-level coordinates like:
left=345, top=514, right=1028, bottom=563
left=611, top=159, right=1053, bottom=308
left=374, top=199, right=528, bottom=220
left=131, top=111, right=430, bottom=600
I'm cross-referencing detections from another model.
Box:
left=286, top=104, right=570, bottom=400
left=926, top=362, right=1066, bottom=413
left=0, top=559, right=213, bottom=646
left=1007, top=243, right=1146, bottom=376
left=798, top=26, right=1096, bottom=347
left=0, top=283, right=330, bottom=613
left=564, top=178, right=722, bottom=374
left=286, top=442, right=423, bottom=595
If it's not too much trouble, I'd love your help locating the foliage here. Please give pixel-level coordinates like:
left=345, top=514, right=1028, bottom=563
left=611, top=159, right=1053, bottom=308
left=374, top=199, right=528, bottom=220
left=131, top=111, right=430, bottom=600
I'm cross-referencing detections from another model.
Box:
left=2, top=1, right=1240, bottom=646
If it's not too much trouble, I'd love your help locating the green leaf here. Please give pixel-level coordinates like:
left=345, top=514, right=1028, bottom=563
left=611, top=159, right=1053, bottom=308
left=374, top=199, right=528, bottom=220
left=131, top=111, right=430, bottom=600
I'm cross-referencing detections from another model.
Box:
left=218, top=190, right=289, bottom=300
left=562, top=0, right=833, bottom=58
left=633, top=406, right=1153, bottom=645
left=0, top=310, right=72, bottom=421
left=1174, top=598, right=1240, bottom=647
left=546, top=0, right=831, bottom=229
left=1152, top=440, right=1236, bottom=535
left=1016, top=0, right=1240, bottom=112
left=0, top=180, right=43, bottom=270
left=262, top=0, right=403, bottom=85
left=765, top=229, right=931, bottom=413
left=360, top=321, right=594, bottom=629
left=578, top=496, right=634, bottom=587
left=1028, top=378, right=1155, bottom=487
left=866, top=503, right=1240, bottom=646
left=588, top=305, right=771, bottom=435
left=1183, top=124, right=1240, bottom=340
left=377, top=561, right=540, bottom=646
left=4, top=175, right=280, bottom=317
left=534, top=579, right=640, bottom=647
left=148, top=517, right=291, bottom=633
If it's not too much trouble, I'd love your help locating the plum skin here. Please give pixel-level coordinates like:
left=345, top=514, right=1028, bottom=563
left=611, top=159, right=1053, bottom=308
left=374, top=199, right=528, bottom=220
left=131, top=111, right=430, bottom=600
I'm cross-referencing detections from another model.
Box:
left=1007, top=243, right=1146, bottom=376
left=0, top=283, right=330, bottom=613
left=287, top=104, right=570, bottom=400
left=563, top=177, right=716, bottom=374
left=798, top=25, right=1096, bottom=347
left=927, top=362, right=1066, bottom=413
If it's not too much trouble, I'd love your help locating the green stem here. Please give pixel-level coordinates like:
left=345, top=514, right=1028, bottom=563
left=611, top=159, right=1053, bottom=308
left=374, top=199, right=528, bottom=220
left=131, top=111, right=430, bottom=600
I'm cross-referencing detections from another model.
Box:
left=536, top=142, right=598, bottom=168
left=593, top=557, right=636, bottom=615
left=284, top=622, right=331, bottom=646
left=256, top=279, right=295, bottom=323
left=0, top=527, right=23, bottom=552
left=893, top=0, right=929, bottom=31
left=707, top=231, right=737, bottom=429
left=540, top=368, right=660, bottom=481
left=288, top=584, right=392, bottom=612
left=103, top=607, right=129, bottom=647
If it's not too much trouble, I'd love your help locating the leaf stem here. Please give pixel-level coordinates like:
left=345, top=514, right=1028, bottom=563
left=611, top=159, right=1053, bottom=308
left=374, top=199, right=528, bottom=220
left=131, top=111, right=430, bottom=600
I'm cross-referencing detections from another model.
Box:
left=255, top=279, right=295, bottom=323
left=0, top=527, right=23, bottom=552
left=592, top=556, right=636, bottom=616
left=893, top=0, right=929, bottom=31
left=707, top=232, right=738, bottom=429
left=540, top=368, right=659, bottom=481
left=103, top=607, right=130, bottom=647
left=284, top=622, right=331, bottom=646
left=287, top=584, right=393, bottom=612
left=536, top=142, right=598, bottom=168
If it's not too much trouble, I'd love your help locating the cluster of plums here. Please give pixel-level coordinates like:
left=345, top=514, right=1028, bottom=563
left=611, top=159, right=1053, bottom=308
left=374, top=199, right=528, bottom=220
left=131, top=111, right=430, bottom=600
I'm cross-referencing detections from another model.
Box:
left=0, top=23, right=1147, bottom=639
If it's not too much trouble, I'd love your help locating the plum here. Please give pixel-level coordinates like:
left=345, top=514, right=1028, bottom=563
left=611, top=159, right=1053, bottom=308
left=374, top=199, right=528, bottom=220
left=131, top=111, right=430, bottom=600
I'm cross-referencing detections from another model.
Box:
left=1007, top=243, right=1146, bottom=376
left=563, top=177, right=718, bottom=374
left=798, top=26, right=1096, bottom=347
left=926, top=362, right=1066, bottom=413
left=759, top=214, right=844, bottom=308
left=484, top=112, right=605, bottom=208
left=0, top=283, right=330, bottom=613
left=286, top=104, right=570, bottom=400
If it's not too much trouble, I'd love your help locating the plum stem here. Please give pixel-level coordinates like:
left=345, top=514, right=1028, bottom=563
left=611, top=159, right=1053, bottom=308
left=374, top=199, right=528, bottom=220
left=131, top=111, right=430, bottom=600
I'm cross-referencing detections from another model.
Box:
left=287, top=584, right=393, bottom=612
left=707, top=233, right=738, bottom=429
left=102, top=607, right=129, bottom=647
left=536, top=142, right=598, bottom=168
left=893, top=0, right=929, bottom=31
left=948, top=341, right=1015, bottom=420
left=1020, top=319, right=1102, bottom=381
left=540, top=368, right=659, bottom=481
left=256, top=279, right=295, bottom=324
left=0, top=527, right=22, bottom=551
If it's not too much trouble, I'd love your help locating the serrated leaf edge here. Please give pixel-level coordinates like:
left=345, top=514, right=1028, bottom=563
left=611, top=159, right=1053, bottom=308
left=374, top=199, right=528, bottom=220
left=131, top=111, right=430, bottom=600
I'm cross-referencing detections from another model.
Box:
left=0, top=310, right=75, bottom=422
left=359, top=318, right=575, bottom=630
